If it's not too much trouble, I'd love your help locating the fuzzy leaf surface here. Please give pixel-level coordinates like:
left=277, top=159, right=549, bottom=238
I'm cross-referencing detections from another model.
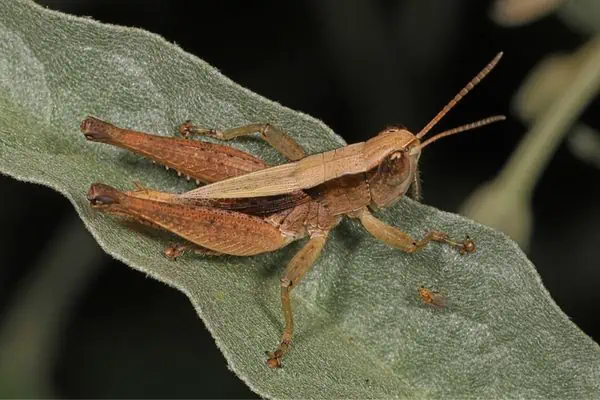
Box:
left=0, top=1, right=599, bottom=398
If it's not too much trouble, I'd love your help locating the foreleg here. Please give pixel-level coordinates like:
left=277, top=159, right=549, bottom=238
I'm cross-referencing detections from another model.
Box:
left=356, top=208, right=475, bottom=254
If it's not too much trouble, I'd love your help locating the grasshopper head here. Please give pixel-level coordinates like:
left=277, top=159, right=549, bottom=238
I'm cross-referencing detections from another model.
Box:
left=367, top=128, right=421, bottom=209
left=367, top=114, right=505, bottom=209
left=368, top=52, right=507, bottom=209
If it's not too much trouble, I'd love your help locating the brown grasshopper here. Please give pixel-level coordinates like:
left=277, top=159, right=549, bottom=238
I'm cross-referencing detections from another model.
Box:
left=82, top=52, right=504, bottom=368
left=418, top=286, right=448, bottom=308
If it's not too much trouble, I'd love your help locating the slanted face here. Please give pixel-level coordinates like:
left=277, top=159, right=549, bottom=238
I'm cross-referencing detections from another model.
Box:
left=367, top=128, right=421, bottom=209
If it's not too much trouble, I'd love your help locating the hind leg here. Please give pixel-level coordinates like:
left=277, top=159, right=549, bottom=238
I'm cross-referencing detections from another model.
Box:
left=87, top=183, right=294, bottom=257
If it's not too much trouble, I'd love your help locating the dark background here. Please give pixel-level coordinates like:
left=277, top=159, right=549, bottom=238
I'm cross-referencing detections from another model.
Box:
left=1, top=0, right=599, bottom=398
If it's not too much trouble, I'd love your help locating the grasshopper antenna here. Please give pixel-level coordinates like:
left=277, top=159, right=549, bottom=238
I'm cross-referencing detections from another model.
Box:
left=417, top=52, right=503, bottom=140
left=419, top=115, right=505, bottom=150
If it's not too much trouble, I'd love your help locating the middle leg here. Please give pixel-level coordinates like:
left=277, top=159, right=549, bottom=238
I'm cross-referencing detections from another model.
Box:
left=266, top=233, right=328, bottom=368
left=178, top=121, right=307, bottom=161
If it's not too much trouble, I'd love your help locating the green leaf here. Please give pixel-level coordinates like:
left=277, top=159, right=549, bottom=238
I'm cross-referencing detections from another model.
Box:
left=1, top=1, right=599, bottom=398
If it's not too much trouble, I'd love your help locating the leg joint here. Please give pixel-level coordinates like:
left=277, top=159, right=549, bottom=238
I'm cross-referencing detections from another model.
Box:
left=280, top=276, right=292, bottom=288
left=259, top=123, right=272, bottom=139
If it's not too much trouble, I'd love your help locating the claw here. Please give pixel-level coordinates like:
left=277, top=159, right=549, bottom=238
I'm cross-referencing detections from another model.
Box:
left=164, top=243, right=188, bottom=260
left=177, top=120, right=218, bottom=138
left=459, top=235, right=476, bottom=254
left=266, top=352, right=282, bottom=369
left=440, top=233, right=476, bottom=255
left=178, top=120, right=195, bottom=137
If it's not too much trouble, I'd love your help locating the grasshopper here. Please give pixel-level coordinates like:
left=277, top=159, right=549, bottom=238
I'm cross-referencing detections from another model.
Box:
left=82, top=52, right=504, bottom=368
left=418, top=286, right=448, bottom=308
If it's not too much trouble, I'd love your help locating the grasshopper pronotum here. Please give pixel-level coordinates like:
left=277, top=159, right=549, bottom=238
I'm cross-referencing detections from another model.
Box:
left=82, top=52, right=504, bottom=368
